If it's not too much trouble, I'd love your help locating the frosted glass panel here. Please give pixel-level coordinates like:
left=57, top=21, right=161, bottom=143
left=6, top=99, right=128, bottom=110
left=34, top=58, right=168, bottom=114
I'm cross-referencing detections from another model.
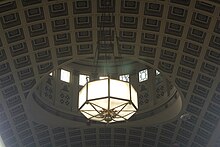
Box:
left=80, top=103, right=94, bottom=111
left=113, top=117, right=125, bottom=121
left=88, top=79, right=108, bottom=100
left=110, top=98, right=127, bottom=109
left=101, top=120, right=115, bottom=123
left=81, top=111, right=98, bottom=119
left=92, top=117, right=104, bottom=121
left=81, top=111, right=92, bottom=118
left=131, top=85, right=138, bottom=108
left=123, top=111, right=135, bottom=119
left=110, top=79, right=130, bottom=100
left=123, top=103, right=136, bottom=111
left=78, top=86, right=87, bottom=108
left=91, top=98, right=108, bottom=109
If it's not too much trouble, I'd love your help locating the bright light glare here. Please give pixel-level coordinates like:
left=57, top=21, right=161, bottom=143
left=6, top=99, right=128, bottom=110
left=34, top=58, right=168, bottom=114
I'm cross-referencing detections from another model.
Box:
left=0, top=136, right=6, bottom=147
left=60, top=69, right=70, bottom=83
left=79, top=74, right=89, bottom=86
left=49, top=72, right=52, bottom=76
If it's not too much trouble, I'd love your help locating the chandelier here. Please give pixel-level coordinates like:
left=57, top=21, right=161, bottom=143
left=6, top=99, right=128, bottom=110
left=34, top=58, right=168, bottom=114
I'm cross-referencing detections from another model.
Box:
left=78, top=3, right=138, bottom=123
left=78, top=77, right=138, bottom=123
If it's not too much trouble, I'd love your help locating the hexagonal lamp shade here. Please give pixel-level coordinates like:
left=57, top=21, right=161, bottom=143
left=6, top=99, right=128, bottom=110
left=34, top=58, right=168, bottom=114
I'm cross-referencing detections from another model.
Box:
left=78, top=78, right=138, bottom=123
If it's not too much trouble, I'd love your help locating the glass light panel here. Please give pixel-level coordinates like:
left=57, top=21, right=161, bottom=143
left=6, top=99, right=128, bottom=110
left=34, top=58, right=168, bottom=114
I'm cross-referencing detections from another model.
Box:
left=78, top=86, right=87, bottom=108
left=117, top=110, right=133, bottom=117
left=113, top=104, right=128, bottom=113
left=88, top=79, right=108, bottom=100
left=81, top=111, right=96, bottom=118
left=80, top=103, right=94, bottom=111
left=110, top=98, right=127, bottom=109
left=110, top=79, right=130, bottom=100
left=113, top=117, right=126, bottom=121
left=102, top=120, right=115, bottom=123
left=116, top=112, right=131, bottom=120
left=92, top=117, right=105, bottom=122
left=81, top=105, right=100, bottom=117
left=60, top=69, right=70, bottom=83
left=91, top=98, right=108, bottom=109
left=122, top=103, right=136, bottom=111
left=130, top=85, right=138, bottom=108
left=120, top=111, right=136, bottom=119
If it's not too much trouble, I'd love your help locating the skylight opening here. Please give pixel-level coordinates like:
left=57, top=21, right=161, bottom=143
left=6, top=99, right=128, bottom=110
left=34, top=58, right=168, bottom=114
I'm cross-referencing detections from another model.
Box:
left=156, top=70, right=160, bottom=75
left=139, top=69, right=148, bottom=82
left=60, top=69, right=70, bottom=83
left=79, top=74, right=89, bottom=86
left=119, top=74, right=129, bottom=82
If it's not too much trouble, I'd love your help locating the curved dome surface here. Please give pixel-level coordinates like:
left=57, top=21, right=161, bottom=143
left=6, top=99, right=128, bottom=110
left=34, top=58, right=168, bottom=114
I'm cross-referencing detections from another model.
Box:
left=0, top=0, right=219, bottom=147
left=26, top=59, right=183, bottom=127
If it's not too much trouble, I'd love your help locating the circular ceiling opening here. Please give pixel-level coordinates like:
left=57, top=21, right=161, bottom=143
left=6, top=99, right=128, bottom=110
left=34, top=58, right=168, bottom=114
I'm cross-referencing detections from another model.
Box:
left=26, top=57, right=183, bottom=127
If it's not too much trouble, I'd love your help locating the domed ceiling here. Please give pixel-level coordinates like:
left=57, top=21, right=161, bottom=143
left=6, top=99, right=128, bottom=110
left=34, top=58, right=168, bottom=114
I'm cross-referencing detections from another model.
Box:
left=27, top=58, right=182, bottom=127
left=0, top=0, right=220, bottom=147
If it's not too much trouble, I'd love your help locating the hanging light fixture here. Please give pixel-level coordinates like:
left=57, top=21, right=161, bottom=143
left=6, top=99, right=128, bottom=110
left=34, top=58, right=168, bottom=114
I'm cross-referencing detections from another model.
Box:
left=78, top=1, right=138, bottom=123
left=78, top=77, right=138, bottom=123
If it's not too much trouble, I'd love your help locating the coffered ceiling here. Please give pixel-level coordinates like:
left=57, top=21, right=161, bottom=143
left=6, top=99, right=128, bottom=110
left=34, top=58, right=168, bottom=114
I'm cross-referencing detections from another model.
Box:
left=0, top=0, right=220, bottom=147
